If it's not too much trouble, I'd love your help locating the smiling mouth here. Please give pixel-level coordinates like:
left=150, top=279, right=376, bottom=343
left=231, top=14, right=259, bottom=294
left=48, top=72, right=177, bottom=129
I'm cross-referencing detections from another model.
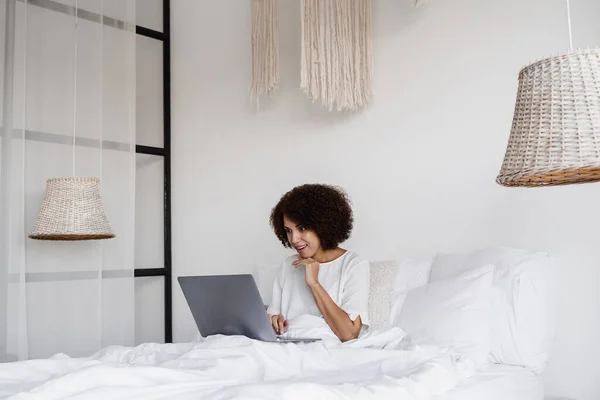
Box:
left=295, top=245, right=307, bottom=252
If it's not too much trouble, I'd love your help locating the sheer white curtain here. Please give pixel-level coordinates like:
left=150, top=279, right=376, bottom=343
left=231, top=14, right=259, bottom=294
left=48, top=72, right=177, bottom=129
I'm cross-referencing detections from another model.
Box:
left=0, top=0, right=136, bottom=361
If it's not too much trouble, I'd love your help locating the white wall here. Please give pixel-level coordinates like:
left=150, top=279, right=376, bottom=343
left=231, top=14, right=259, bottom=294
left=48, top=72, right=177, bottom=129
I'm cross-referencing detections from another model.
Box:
left=171, top=1, right=600, bottom=399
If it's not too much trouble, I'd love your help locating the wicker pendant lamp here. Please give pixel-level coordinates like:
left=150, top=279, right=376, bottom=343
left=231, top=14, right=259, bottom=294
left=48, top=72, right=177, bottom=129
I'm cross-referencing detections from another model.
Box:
left=496, top=1, right=600, bottom=187
left=28, top=9, right=114, bottom=241
left=29, top=177, right=114, bottom=241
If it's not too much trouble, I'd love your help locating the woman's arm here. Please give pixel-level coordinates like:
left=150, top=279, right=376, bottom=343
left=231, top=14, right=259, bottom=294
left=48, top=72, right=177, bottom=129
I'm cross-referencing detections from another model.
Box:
left=309, top=283, right=362, bottom=342
left=293, top=257, right=364, bottom=342
left=266, top=262, right=287, bottom=334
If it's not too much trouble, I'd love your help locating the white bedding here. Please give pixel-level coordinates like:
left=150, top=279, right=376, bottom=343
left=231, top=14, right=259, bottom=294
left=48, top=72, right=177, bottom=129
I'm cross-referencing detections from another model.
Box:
left=0, top=321, right=477, bottom=400
left=437, top=364, right=544, bottom=400
left=0, top=315, right=544, bottom=400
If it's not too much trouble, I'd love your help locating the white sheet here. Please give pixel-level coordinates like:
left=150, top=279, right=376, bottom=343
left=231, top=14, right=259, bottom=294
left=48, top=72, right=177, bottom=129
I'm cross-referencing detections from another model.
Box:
left=0, top=321, right=477, bottom=400
left=436, top=364, right=544, bottom=400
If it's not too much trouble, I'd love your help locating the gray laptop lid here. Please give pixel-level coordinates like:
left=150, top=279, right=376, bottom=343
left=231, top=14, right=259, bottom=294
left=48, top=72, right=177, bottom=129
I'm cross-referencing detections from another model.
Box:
left=178, top=274, right=277, bottom=342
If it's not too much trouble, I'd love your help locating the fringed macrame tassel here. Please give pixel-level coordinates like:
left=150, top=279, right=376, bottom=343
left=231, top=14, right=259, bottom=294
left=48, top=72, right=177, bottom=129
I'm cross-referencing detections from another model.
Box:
left=250, top=0, right=280, bottom=102
left=300, top=0, right=372, bottom=111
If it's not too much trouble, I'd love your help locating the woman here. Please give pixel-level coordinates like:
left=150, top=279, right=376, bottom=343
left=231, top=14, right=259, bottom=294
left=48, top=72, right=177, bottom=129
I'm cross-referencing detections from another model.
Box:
left=266, top=184, right=370, bottom=343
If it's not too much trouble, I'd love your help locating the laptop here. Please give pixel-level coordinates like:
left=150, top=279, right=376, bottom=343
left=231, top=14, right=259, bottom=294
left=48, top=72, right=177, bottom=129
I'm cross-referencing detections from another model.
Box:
left=178, top=274, right=320, bottom=343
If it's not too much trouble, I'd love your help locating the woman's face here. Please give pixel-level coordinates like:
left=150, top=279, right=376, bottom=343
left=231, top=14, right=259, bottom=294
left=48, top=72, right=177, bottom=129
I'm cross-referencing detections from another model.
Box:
left=283, top=214, right=322, bottom=259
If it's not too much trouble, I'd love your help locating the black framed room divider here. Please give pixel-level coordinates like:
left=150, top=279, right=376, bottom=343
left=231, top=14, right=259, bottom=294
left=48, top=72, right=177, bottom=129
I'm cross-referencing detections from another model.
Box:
left=9, top=0, right=173, bottom=344
left=134, top=0, right=172, bottom=344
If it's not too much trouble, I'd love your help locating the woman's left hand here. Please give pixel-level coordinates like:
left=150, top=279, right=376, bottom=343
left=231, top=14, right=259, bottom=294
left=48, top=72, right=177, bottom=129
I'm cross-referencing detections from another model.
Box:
left=292, top=257, right=320, bottom=288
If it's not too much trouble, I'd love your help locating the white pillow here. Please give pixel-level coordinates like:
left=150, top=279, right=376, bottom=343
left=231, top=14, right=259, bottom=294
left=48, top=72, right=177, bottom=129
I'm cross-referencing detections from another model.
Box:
left=392, top=263, right=495, bottom=365
left=368, top=260, right=398, bottom=331
left=391, top=257, right=434, bottom=312
left=430, top=247, right=559, bottom=374
left=393, top=257, right=434, bottom=293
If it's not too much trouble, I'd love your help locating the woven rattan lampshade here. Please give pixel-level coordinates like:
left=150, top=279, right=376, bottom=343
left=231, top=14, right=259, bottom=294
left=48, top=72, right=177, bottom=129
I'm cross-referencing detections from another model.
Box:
left=496, top=48, right=600, bottom=187
left=29, top=177, right=115, bottom=240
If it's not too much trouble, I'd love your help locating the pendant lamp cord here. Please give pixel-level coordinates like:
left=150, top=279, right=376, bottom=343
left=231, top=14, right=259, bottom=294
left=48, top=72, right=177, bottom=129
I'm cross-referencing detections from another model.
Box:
left=566, top=0, right=573, bottom=52
left=72, top=0, right=78, bottom=176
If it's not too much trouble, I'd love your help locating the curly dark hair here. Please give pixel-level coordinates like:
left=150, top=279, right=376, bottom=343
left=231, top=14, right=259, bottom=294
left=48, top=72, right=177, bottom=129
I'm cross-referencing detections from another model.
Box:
left=270, top=184, right=354, bottom=251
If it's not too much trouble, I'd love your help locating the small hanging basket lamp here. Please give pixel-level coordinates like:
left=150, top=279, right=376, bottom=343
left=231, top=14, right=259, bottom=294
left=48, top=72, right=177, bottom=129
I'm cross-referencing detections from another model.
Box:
left=29, top=177, right=115, bottom=240
left=496, top=48, right=600, bottom=187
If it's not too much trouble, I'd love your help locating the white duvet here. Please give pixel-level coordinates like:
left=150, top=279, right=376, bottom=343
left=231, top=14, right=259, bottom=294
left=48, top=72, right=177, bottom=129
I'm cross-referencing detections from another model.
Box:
left=0, top=317, right=475, bottom=400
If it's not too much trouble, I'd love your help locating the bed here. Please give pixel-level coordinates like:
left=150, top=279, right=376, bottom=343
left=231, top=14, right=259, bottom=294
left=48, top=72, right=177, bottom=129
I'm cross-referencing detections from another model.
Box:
left=0, top=337, right=543, bottom=400
left=439, top=364, right=544, bottom=400
left=0, top=246, right=557, bottom=399
left=0, top=335, right=545, bottom=400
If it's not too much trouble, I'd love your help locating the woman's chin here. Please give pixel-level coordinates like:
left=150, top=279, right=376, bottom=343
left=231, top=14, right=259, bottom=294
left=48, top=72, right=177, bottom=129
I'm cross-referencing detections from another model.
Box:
left=297, top=248, right=313, bottom=258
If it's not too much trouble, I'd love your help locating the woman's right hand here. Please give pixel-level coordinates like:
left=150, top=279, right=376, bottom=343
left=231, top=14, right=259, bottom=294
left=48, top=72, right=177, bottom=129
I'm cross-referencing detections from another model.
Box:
left=269, top=314, right=288, bottom=335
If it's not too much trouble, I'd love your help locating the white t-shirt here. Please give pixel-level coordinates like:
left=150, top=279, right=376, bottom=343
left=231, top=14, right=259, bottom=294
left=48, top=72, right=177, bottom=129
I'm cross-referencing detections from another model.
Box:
left=267, top=251, right=370, bottom=328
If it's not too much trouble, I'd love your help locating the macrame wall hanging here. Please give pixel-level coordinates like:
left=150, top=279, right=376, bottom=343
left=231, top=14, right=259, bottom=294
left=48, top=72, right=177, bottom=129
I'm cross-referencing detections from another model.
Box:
left=250, top=0, right=280, bottom=102
left=300, top=0, right=372, bottom=111
left=250, top=0, right=425, bottom=110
